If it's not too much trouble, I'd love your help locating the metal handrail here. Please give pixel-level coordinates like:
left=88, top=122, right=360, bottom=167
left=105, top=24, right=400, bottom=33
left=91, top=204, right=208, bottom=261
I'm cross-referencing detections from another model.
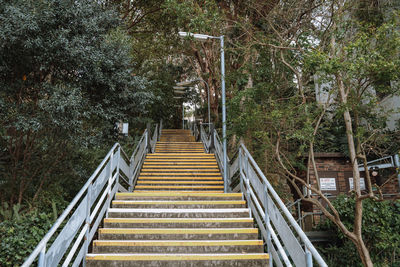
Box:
left=23, top=126, right=153, bottom=267
left=239, top=144, right=326, bottom=266
left=129, top=130, right=149, bottom=191
left=22, top=144, right=124, bottom=267
left=150, top=124, right=159, bottom=153
left=199, top=124, right=209, bottom=153
left=200, top=131, right=327, bottom=266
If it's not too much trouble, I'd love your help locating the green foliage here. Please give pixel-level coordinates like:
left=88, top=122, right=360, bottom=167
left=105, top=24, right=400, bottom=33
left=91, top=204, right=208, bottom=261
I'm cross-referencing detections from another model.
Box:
left=0, top=211, right=54, bottom=266
left=0, top=0, right=153, bottom=205
left=317, top=196, right=400, bottom=266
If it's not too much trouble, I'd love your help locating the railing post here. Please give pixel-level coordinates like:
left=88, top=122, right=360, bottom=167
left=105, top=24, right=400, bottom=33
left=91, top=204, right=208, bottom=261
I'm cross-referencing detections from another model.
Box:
left=306, top=249, right=313, bottom=267
left=297, top=200, right=302, bottom=229
left=264, top=182, right=273, bottom=267
left=209, top=123, right=215, bottom=153
left=244, top=153, right=251, bottom=217
left=146, top=123, right=151, bottom=153
left=83, top=179, right=92, bottom=267
left=394, top=154, right=400, bottom=191
left=106, top=151, right=113, bottom=218
left=159, top=119, right=163, bottom=141
left=239, top=148, right=244, bottom=200
left=116, top=146, right=121, bottom=187
left=38, top=246, right=46, bottom=267
left=129, top=144, right=134, bottom=192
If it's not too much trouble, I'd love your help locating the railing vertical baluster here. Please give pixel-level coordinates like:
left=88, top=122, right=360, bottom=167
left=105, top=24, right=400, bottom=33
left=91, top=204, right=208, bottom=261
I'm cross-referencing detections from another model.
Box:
left=116, top=146, right=121, bottom=186
left=306, top=250, right=313, bottom=267
left=106, top=151, right=113, bottom=218
left=83, top=178, right=92, bottom=267
left=298, top=200, right=302, bottom=229
left=159, top=119, right=162, bottom=140
left=245, top=153, right=251, bottom=217
left=129, top=155, right=134, bottom=192
left=209, top=124, right=215, bottom=153
left=146, top=123, right=151, bottom=153
left=239, top=148, right=244, bottom=201
left=38, top=246, right=46, bottom=267
left=264, top=182, right=273, bottom=267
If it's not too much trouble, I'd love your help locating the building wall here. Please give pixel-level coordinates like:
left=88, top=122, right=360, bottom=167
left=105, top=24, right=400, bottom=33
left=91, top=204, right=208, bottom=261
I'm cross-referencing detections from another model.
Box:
left=300, top=153, right=399, bottom=229
left=307, top=153, right=399, bottom=197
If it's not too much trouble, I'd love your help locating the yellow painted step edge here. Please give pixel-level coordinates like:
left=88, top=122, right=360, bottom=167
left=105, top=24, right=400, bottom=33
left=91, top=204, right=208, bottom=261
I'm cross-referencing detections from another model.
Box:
left=86, top=254, right=269, bottom=261
left=141, top=170, right=220, bottom=173
left=140, top=173, right=221, bottom=176
left=144, top=160, right=216, bottom=162
left=132, top=190, right=225, bottom=193
left=98, top=228, right=258, bottom=234
left=148, top=154, right=213, bottom=156
left=93, top=240, right=262, bottom=247
left=138, top=177, right=222, bottom=180
left=103, top=218, right=253, bottom=223
left=111, top=200, right=246, bottom=205
left=142, top=165, right=218, bottom=167
left=116, top=192, right=242, bottom=197
left=135, top=185, right=224, bottom=189
left=136, top=181, right=223, bottom=185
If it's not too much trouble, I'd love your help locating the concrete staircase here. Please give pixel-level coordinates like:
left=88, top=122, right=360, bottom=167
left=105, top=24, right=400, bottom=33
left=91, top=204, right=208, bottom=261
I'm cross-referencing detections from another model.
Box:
left=86, top=129, right=269, bottom=266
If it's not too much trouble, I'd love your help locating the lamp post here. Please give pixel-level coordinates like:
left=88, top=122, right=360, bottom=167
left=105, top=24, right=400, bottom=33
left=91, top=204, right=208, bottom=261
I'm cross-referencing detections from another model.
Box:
left=176, top=79, right=211, bottom=124
left=178, top=31, right=228, bottom=193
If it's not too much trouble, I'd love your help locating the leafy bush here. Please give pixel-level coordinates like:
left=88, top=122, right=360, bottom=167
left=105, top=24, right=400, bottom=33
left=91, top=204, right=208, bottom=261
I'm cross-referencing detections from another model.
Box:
left=316, top=195, right=400, bottom=266
left=0, top=211, right=54, bottom=266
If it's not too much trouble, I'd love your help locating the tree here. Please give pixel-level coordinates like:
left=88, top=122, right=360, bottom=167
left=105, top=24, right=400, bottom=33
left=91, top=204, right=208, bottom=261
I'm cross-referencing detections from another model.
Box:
left=0, top=0, right=152, bottom=206
left=229, top=0, right=399, bottom=265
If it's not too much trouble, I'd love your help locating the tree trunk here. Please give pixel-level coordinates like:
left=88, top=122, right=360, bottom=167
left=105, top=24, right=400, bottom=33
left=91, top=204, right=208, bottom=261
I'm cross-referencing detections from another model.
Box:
left=348, top=231, right=373, bottom=267
left=337, top=74, right=373, bottom=266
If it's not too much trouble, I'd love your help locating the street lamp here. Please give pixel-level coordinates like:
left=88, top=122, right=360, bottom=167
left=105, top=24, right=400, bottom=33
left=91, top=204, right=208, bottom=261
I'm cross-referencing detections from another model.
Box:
left=178, top=31, right=228, bottom=193
left=176, top=79, right=211, bottom=124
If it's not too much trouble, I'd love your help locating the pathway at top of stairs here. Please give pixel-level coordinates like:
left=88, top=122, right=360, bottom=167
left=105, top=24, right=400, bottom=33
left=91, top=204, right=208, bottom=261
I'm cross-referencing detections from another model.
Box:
left=87, top=129, right=269, bottom=266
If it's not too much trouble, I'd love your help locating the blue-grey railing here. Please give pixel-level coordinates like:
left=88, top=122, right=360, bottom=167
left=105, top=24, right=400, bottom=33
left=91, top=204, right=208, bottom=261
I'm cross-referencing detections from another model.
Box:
left=198, top=124, right=327, bottom=267
left=22, top=124, right=159, bottom=267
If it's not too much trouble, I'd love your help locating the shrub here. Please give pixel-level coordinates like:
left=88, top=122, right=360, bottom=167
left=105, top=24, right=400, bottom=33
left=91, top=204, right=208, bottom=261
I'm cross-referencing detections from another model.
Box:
left=316, top=195, right=400, bottom=266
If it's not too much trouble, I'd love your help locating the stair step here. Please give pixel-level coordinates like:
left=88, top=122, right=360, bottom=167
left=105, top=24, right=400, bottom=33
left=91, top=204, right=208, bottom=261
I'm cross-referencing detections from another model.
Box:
left=107, top=208, right=250, bottom=218
left=86, top=253, right=268, bottom=267
left=140, top=173, right=221, bottom=176
left=111, top=200, right=245, bottom=209
left=98, top=228, right=259, bottom=240
left=144, top=160, right=216, bottom=163
left=134, top=190, right=225, bottom=193
left=116, top=192, right=243, bottom=200
left=92, top=240, right=264, bottom=253
left=140, top=169, right=220, bottom=172
left=103, top=218, right=254, bottom=228
left=141, top=172, right=220, bottom=174
left=138, top=177, right=222, bottom=180
left=134, top=185, right=224, bottom=190
left=137, top=181, right=224, bottom=185
left=142, top=166, right=218, bottom=168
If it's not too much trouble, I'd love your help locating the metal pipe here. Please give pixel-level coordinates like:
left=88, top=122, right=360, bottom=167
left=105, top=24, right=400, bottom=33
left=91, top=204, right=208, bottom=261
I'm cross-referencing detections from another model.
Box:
left=394, top=154, right=400, bottom=191
left=220, top=35, right=228, bottom=193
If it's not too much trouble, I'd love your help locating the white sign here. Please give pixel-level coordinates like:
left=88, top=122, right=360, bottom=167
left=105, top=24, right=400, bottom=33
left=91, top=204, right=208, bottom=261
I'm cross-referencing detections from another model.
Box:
left=349, top=178, right=366, bottom=190
left=122, top=123, right=129, bottom=135
left=320, top=178, right=337, bottom=191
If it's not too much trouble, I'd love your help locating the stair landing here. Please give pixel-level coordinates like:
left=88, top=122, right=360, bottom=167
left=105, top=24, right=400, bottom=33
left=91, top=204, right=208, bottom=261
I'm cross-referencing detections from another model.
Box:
left=87, top=129, right=269, bottom=266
